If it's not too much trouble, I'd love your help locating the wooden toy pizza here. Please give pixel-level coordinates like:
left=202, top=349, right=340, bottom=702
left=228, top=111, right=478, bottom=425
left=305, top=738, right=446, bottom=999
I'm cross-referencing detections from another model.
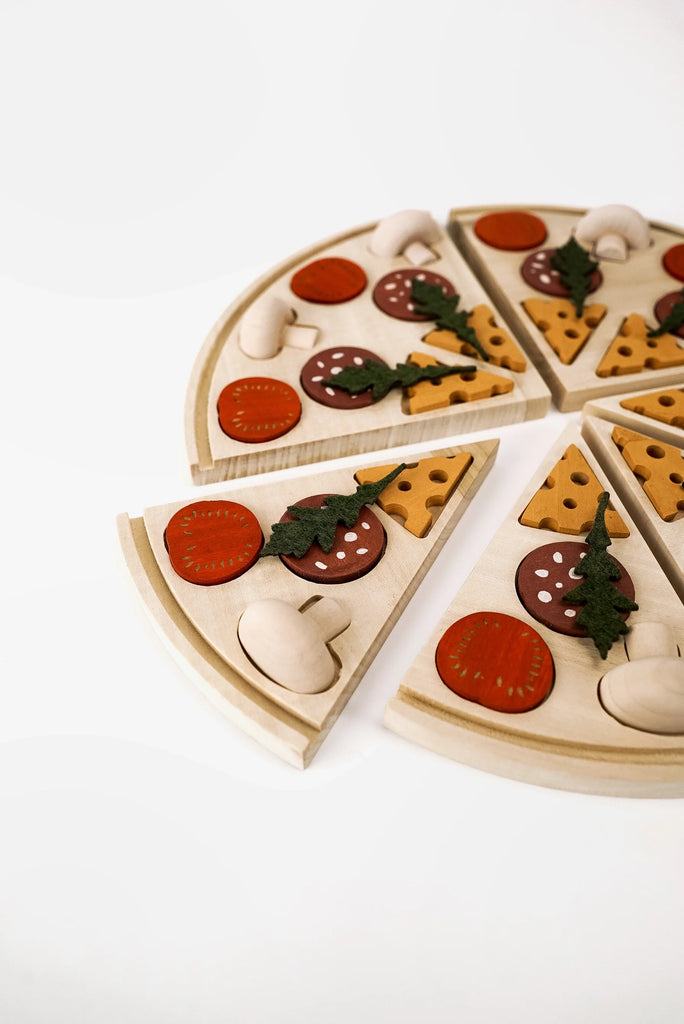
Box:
left=185, top=210, right=550, bottom=484
left=582, top=391, right=684, bottom=603
left=118, top=440, right=497, bottom=768
left=385, top=425, right=684, bottom=797
left=449, top=205, right=684, bottom=411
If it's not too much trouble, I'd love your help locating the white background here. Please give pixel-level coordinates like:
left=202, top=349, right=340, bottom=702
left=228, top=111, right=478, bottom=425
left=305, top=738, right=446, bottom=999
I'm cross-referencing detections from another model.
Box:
left=2, top=1, right=684, bottom=1021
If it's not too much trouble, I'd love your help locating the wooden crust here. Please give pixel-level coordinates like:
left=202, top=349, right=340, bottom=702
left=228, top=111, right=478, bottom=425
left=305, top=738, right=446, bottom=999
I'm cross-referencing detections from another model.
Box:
left=449, top=205, right=684, bottom=412
left=184, top=221, right=549, bottom=484
left=118, top=440, right=498, bottom=768
left=384, top=424, right=684, bottom=797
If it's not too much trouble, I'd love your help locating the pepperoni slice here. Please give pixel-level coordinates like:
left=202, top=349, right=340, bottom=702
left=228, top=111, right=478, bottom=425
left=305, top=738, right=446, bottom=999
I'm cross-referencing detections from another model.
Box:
left=300, top=346, right=386, bottom=409
left=164, top=500, right=263, bottom=585
left=654, top=290, right=684, bottom=339
left=515, top=542, right=635, bottom=637
left=474, top=211, right=548, bottom=251
left=278, top=494, right=386, bottom=584
left=290, top=257, right=366, bottom=304
left=520, top=248, right=603, bottom=297
left=218, top=377, right=302, bottom=442
left=435, top=611, right=554, bottom=713
left=663, top=244, right=684, bottom=283
left=372, top=269, right=455, bottom=322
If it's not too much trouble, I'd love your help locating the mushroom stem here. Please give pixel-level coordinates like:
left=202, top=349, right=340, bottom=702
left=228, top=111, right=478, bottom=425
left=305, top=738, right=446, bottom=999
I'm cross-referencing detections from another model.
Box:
left=625, top=621, right=678, bottom=661
left=594, top=232, right=627, bottom=262
left=301, top=596, right=351, bottom=643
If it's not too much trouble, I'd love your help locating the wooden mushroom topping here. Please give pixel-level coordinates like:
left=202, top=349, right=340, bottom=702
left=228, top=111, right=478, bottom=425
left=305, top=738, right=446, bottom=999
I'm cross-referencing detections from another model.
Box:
left=238, top=296, right=318, bottom=358
left=238, top=596, right=351, bottom=694
left=574, top=204, right=652, bottom=262
left=369, top=210, right=441, bottom=266
left=599, top=622, right=684, bottom=734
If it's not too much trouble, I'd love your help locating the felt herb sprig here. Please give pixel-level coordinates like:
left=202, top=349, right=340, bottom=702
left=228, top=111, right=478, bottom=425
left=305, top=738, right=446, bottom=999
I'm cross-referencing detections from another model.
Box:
left=550, top=236, right=599, bottom=318
left=648, top=290, right=684, bottom=338
left=410, top=279, right=490, bottom=362
left=322, top=359, right=476, bottom=401
left=260, top=465, right=405, bottom=558
left=563, top=491, right=638, bottom=659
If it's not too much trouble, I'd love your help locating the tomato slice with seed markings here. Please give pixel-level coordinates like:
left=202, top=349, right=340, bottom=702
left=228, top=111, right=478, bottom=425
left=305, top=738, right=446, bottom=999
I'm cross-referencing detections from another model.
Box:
left=164, top=500, right=263, bottom=585
left=217, top=377, right=302, bottom=443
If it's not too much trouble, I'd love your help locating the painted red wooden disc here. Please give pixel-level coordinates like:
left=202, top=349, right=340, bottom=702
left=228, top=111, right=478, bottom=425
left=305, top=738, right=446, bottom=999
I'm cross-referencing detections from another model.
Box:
left=654, top=290, right=684, bottom=339
left=663, top=244, right=684, bottom=283
left=520, top=248, right=602, bottom=297
left=435, top=611, right=554, bottom=713
left=278, top=494, right=386, bottom=584
left=217, top=377, right=302, bottom=442
left=290, top=257, right=367, bottom=304
left=372, top=269, right=455, bottom=322
left=474, top=211, right=548, bottom=251
left=165, top=500, right=263, bottom=585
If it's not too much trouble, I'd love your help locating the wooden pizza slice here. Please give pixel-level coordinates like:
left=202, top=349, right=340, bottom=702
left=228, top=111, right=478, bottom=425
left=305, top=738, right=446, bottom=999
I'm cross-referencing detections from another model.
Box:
left=186, top=209, right=549, bottom=484
left=582, top=409, right=684, bottom=603
left=584, top=384, right=684, bottom=448
left=384, top=424, right=684, bottom=797
left=449, top=204, right=684, bottom=412
left=118, top=439, right=498, bottom=768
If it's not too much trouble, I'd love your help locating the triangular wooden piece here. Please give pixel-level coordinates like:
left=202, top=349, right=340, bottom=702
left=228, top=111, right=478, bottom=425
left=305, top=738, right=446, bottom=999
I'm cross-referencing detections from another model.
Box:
left=620, top=387, right=684, bottom=429
left=612, top=425, right=684, bottom=522
left=519, top=443, right=629, bottom=536
left=354, top=453, right=473, bottom=537
left=596, top=314, right=684, bottom=378
left=423, top=303, right=527, bottom=371
left=405, top=351, right=513, bottom=414
left=522, top=297, right=606, bottom=365
left=118, top=441, right=498, bottom=768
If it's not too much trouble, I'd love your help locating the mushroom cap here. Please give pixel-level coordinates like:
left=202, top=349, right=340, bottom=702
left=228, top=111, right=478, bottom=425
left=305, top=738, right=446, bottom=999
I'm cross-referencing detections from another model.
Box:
left=370, top=209, right=441, bottom=258
left=237, top=598, right=337, bottom=694
left=575, top=204, right=651, bottom=252
left=599, top=656, right=684, bottom=734
left=238, top=296, right=295, bottom=359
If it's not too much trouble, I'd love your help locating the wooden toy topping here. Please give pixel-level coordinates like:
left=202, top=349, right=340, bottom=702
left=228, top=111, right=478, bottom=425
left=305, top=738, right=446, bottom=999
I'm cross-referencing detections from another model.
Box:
left=619, top=388, right=684, bottom=428
left=404, top=351, right=513, bottom=415
left=521, top=248, right=603, bottom=302
left=663, top=243, right=684, bottom=283
left=522, top=298, right=606, bottom=365
left=515, top=541, right=635, bottom=638
left=354, top=453, right=473, bottom=538
left=519, top=443, right=629, bottom=537
left=612, top=425, right=684, bottom=522
left=599, top=622, right=684, bottom=735
left=372, top=269, right=455, bottom=322
left=435, top=611, right=555, bottom=713
left=653, top=290, right=684, bottom=339
left=321, top=358, right=476, bottom=403
left=237, top=597, right=351, bottom=695
left=238, top=296, right=318, bottom=359
left=290, top=257, right=367, bottom=304
left=369, top=210, right=441, bottom=265
left=474, top=211, right=548, bottom=251
left=595, top=314, right=684, bottom=377
left=217, top=377, right=302, bottom=442
left=300, top=347, right=387, bottom=409
left=574, top=204, right=652, bottom=262
left=164, top=500, right=263, bottom=585
left=423, top=304, right=527, bottom=372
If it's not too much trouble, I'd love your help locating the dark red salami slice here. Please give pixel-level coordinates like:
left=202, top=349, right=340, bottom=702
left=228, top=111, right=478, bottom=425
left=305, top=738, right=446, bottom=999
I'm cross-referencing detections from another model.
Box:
left=300, top=346, right=386, bottom=409
left=474, top=211, right=548, bottom=251
left=515, top=541, right=635, bottom=637
left=290, top=257, right=366, bottom=304
left=372, top=269, right=455, bottom=322
left=435, top=611, right=554, bottom=713
left=520, top=248, right=603, bottom=298
left=278, top=494, right=386, bottom=584
left=654, top=290, right=684, bottom=339
left=164, top=500, right=263, bottom=585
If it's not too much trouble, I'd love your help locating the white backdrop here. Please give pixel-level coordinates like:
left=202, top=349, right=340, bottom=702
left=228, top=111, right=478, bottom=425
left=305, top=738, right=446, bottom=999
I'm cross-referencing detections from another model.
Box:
left=2, top=1, right=684, bottom=1021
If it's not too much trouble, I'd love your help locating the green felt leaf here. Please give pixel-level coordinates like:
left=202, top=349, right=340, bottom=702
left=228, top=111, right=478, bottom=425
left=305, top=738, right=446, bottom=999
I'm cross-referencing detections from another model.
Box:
left=410, top=279, right=490, bottom=362
left=550, top=236, right=599, bottom=318
left=647, top=291, right=684, bottom=338
left=563, top=492, right=639, bottom=659
left=260, top=464, right=406, bottom=558
left=322, top=359, right=476, bottom=401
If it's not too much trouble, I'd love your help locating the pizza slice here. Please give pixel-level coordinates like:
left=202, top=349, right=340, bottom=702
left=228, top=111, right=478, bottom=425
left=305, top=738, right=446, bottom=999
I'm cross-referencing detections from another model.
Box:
left=449, top=204, right=684, bottom=411
left=118, top=440, right=498, bottom=768
left=384, top=425, right=684, bottom=797
left=185, top=210, right=549, bottom=484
